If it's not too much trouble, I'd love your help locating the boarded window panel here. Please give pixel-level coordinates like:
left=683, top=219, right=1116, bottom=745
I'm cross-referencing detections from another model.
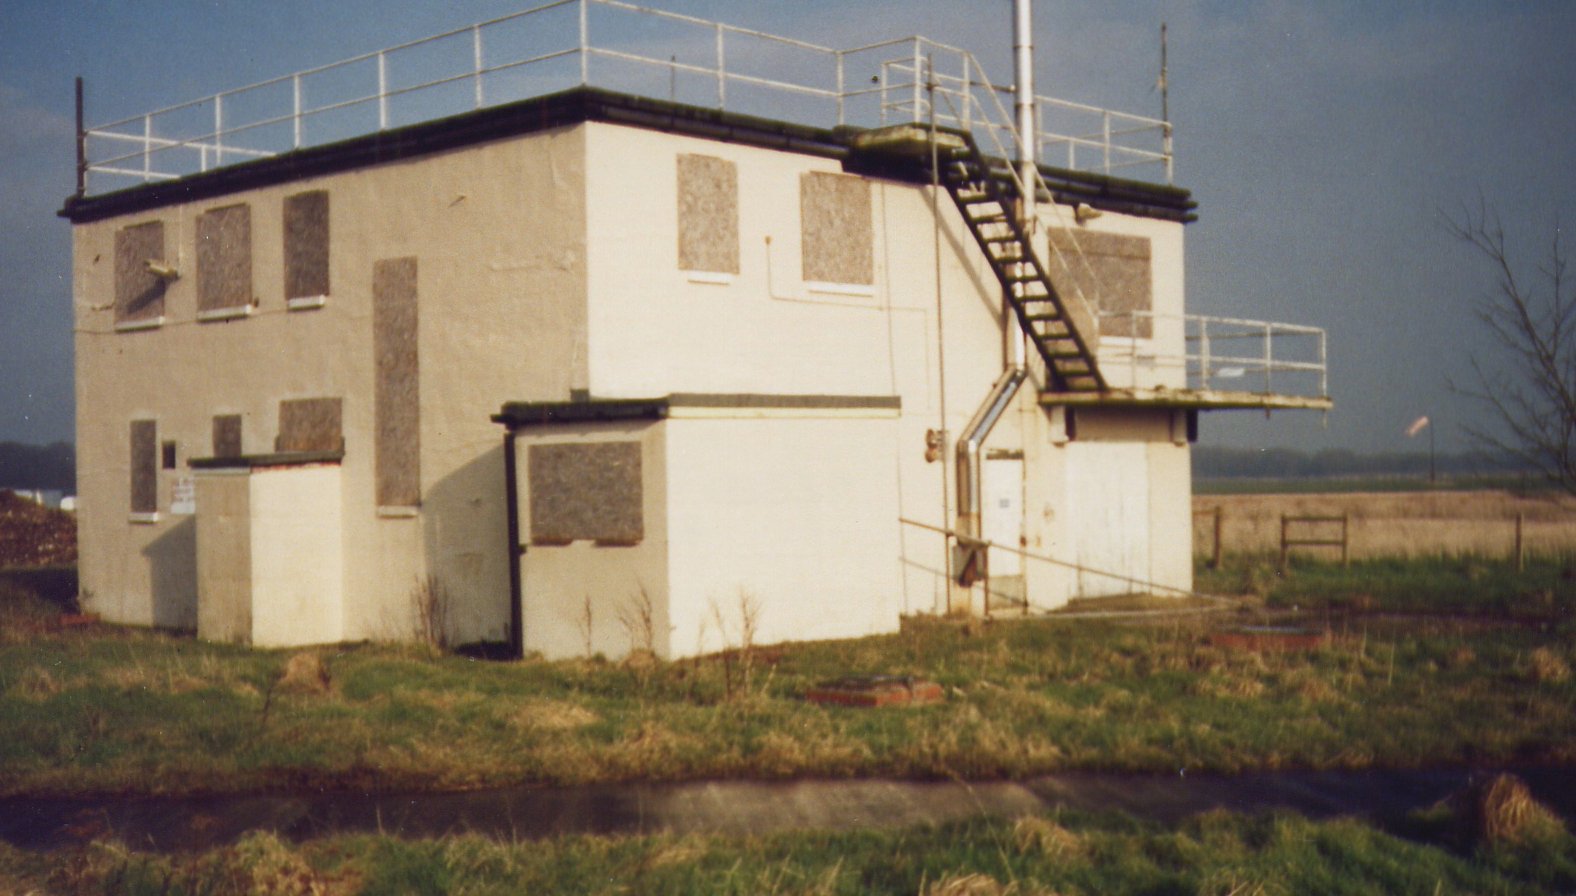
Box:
left=528, top=442, right=643, bottom=545
left=1047, top=230, right=1152, bottom=338
left=114, top=221, right=167, bottom=324
left=130, top=419, right=157, bottom=514
left=677, top=154, right=739, bottom=274
left=196, top=204, right=253, bottom=313
left=284, top=190, right=330, bottom=299
left=374, top=257, right=420, bottom=506
left=800, top=171, right=873, bottom=285
left=212, top=415, right=243, bottom=458
left=276, top=398, right=343, bottom=453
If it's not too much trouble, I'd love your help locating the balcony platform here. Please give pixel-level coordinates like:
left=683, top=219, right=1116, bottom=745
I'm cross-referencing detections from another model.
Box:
left=1039, top=387, right=1332, bottom=412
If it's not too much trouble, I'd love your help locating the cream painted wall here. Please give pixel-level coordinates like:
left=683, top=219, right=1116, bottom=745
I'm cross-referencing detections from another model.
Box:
left=663, top=412, right=902, bottom=658
left=513, top=421, right=669, bottom=660
left=74, top=112, right=1193, bottom=651
left=248, top=464, right=344, bottom=647
left=194, top=471, right=251, bottom=643
left=72, top=126, right=589, bottom=643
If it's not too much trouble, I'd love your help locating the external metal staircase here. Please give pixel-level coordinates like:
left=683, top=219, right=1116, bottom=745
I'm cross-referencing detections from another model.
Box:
left=939, top=138, right=1105, bottom=393
left=849, top=128, right=1107, bottom=394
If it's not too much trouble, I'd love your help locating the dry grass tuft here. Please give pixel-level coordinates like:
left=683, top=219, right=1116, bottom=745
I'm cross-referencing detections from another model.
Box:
left=922, top=872, right=1058, bottom=896
left=1524, top=647, right=1571, bottom=684
left=10, top=665, right=65, bottom=699
left=511, top=699, right=601, bottom=733
left=278, top=652, right=332, bottom=694
left=1460, top=773, right=1566, bottom=846
left=1012, top=815, right=1084, bottom=858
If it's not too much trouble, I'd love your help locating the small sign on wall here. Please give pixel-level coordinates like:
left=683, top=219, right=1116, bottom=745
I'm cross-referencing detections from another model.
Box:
left=170, top=476, right=196, bottom=515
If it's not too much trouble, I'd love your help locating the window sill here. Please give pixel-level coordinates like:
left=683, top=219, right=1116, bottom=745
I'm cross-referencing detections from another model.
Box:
left=805, top=281, right=875, bottom=298
left=684, top=271, right=735, bottom=286
left=129, top=512, right=160, bottom=524
left=377, top=505, right=419, bottom=519
left=115, top=316, right=166, bottom=333
left=197, top=305, right=254, bottom=323
left=287, top=295, right=328, bottom=311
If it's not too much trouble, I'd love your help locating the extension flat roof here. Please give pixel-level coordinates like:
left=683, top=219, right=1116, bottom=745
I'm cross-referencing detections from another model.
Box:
left=1040, top=388, right=1333, bottom=412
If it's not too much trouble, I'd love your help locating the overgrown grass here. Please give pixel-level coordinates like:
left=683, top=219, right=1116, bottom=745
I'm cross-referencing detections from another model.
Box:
left=3, top=589, right=1575, bottom=797
left=1199, top=552, right=1576, bottom=619
left=6, top=803, right=1574, bottom=895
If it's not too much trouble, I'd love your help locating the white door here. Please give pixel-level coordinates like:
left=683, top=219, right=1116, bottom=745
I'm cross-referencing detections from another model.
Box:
left=1066, top=443, right=1150, bottom=597
left=981, top=455, right=1025, bottom=608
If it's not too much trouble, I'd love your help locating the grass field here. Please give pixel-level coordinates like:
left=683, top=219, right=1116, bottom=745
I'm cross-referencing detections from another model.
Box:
left=6, top=797, right=1574, bottom=895
left=1193, top=489, right=1576, bottom=561
left=3, top=577, right=1574, bottom=799
left=4, top=561, right=1576, bottom=893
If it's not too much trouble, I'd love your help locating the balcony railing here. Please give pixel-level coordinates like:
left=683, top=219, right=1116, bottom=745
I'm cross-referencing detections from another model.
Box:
left=77, top=0, right=1173, bottom=195
left=1097, top=311, right=1329, bottom=401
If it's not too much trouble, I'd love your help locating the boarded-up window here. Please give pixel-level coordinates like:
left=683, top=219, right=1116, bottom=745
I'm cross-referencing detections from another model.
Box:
left=130, top=419, right=157, bottom=514
left=677, top=154, right=739, bottom=274
left=528, top=442, right=643, bottom=545
left=114, top=221, right=167, bottom=325
left=196, top=204, right=253, bottom=315
left=374, top=257, right=420, bottom=506
left=284, top=190, right=330, bottom=300
left=1047, top=230, right=1152, bottom=338
left=212, top=415, right=243, bottom=458
left=800, top=171, right=872, bottom=285
left=276, top=398, right=343, bottom=453
left=161, top=441, right=178, bottom=470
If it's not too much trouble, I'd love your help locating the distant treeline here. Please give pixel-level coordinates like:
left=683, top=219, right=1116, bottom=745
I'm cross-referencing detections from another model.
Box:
left=0, top=441, right=76, bottom=492
left=1194, top=446, right=1526, bottom=480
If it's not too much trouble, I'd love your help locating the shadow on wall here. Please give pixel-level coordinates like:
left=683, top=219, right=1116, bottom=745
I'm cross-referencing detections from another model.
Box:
left=143, top=517, right=196, bottom=630
left=421, top=442, right=511, bottom=647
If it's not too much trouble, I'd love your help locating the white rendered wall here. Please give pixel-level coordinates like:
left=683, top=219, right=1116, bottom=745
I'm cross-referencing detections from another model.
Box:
left=664, top=413, right=902, bottom=658
left=248, top=464, right=344, bottom=647
left=513, top=421, right=669, bottom=660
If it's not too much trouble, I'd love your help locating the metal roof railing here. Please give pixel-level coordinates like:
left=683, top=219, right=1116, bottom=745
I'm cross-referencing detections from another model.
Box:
left=77, top=0, right=1174, bottom=195
left=1096, top=310, right=1329, bottom=400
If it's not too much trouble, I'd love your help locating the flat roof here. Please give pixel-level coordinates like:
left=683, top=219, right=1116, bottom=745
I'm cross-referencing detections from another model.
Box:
left=494, top=392, right=902, bottom=428
left=61, top=87, right=1196, bottom=226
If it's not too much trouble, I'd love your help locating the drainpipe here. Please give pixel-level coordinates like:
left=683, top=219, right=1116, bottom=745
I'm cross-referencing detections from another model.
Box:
left=952, top=0, right=1035, bottom=594
left=503, top=427, right=524, bottom=658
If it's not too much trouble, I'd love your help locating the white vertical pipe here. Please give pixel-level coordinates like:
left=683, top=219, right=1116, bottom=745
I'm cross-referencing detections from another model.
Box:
left=377, top=51, right=388, bottom=130
left=1009, top=0, right=1033, bottom=370
left=473, top=24, right=485, bottom=108
left=213, top=94, right=223, bottom=168
left=579, top=0, right=589, bottom=84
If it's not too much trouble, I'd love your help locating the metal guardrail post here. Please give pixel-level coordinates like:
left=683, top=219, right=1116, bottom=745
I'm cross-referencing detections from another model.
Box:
left=213, top=94, right=223, bottom=169
left=1263, top=321, right=1273, bottom=394
left=1102, top=110, right=1111, bottom=174
left=292, top=74, right=302, bottom=149
left=579, top=0, right=589, bottom=84
left=715, top=23, right=725, bottom=108
left=473, top=24, right=485, bottom=108
left=911, top=40, right=922, bottom=123
left=835, top=51, right=845, bottom=126
left=377, top=51, right=388, bottom=130
left=142, top=114, right=152, bottom=181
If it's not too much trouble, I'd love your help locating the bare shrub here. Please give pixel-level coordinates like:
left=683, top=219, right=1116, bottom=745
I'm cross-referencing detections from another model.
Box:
left=710, top=591, right=764, bottom=701
left=578, top=594, right=594, bottom=657
left=411, top=575, right=452, bottom=652
left=617, top=586, right=658, bottom=659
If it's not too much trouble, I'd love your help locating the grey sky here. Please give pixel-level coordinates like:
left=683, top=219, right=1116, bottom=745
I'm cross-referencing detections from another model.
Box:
left=3, top=1, right=1573, bottom=454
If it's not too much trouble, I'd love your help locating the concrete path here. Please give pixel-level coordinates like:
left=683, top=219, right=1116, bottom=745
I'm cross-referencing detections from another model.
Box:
left=4, top=767, right=1573, bottom=853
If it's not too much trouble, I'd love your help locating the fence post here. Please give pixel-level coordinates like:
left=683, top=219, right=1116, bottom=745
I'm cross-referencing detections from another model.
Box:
left=1515, top=512, right=1525, bottom=572
left=1341, top=513, right=1350, bottom=568
left=1212, top=505, right=1223, bottom=570
left=1278, top=514, right=1289, bottom=573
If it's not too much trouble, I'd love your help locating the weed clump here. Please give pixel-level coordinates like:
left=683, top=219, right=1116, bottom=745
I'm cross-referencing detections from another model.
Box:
left=1525, top=647, right=1571, bottom=684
